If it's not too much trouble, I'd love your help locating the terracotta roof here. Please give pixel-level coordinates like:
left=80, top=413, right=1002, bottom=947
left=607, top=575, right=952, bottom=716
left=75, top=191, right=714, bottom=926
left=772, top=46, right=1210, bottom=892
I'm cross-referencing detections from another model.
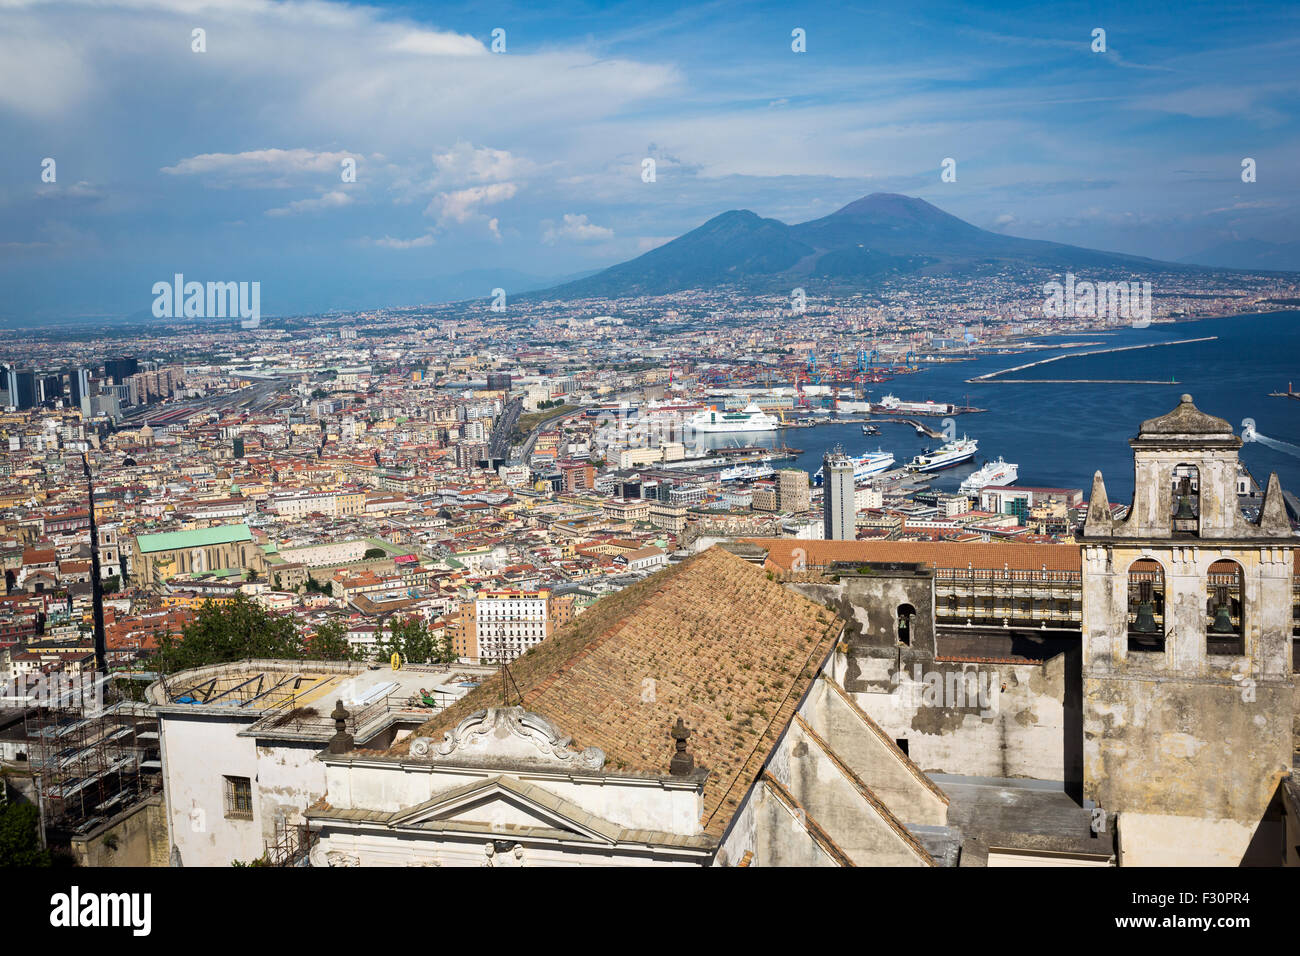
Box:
left=749, top=538, right=1082, bottom=573
left=389, top=546, right=844, bottom=839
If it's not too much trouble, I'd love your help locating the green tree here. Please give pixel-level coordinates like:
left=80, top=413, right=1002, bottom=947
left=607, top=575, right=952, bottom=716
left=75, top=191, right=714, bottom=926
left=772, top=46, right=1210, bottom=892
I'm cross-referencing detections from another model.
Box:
left=0, top=802, right=51, bottom=867
left=378, top=615, right=454, bottom=665
left=362, top=548, right=387, bottom=560
left=307, top=620, right=357, bottom=661
left=102, top=575, right=121, bottom=594
left=153, top=594, right=304, bottom=672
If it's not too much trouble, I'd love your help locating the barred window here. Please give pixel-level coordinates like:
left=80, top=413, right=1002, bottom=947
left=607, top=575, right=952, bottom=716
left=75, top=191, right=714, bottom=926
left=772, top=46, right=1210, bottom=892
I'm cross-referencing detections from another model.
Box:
left=224, top=775, right=253, bottom=820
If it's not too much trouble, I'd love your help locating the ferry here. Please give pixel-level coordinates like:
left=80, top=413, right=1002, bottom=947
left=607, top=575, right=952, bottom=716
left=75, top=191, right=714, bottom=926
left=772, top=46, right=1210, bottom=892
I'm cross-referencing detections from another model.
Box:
left=686, top=404, right=782, bottom=434
left=813, top=450, right=895, bottom=486
left=959, top=457, right=1018, bottom=493
left=719, top=460, right=777, bottom=482
left=907, top=437, right=978, bottom=473
left=870, top=394, right=956, bottom=416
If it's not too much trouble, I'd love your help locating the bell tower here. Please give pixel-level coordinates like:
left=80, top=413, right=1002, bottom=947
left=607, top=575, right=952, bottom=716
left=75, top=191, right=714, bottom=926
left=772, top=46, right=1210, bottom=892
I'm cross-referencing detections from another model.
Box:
left=1081, top=395, right=1294, bottom=864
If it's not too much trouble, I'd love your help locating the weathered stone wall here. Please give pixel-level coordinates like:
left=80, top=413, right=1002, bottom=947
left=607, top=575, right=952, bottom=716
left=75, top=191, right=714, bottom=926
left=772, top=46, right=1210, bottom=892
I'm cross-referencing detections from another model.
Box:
left=798, top=676, right=948, bottom=826
left=791, top=575, right=1080, bottom=784
left=1081, top=542, right=1295, bottom=859
left=69, top=795, right=169, bottom=867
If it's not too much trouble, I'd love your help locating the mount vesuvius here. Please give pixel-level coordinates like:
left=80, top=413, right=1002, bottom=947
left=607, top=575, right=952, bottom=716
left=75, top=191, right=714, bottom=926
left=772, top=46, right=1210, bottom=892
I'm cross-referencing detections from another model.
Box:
left=531, top=193, right=1204, bottom=300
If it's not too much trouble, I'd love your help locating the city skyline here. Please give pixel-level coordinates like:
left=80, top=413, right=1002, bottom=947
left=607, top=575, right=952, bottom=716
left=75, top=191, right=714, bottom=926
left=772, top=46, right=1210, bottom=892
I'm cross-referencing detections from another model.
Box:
left=3, top=0, right=1299, bottom=321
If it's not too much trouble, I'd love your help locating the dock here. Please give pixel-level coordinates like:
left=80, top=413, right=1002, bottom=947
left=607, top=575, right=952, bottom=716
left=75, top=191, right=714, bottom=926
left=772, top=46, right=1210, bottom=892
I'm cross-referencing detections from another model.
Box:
left=1269, top=384, right=1300, bottom=401
left=968, top=336, right=1215, bottom=384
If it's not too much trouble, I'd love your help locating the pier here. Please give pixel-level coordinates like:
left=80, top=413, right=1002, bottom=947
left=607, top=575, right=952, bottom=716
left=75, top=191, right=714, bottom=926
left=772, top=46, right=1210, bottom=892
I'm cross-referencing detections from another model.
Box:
left=968, top=336, right=1216, bottom=384
left=1269, top=383, right=1300, bottom=401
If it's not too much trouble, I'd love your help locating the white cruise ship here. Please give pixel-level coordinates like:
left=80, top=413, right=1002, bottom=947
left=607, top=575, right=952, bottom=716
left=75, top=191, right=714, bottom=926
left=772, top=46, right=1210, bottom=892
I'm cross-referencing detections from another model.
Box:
left=959, top=457, right=1018, bottom=493
left=686, top=404, right=782, bottom=433
left=813, top=450, right=895, bottom=486
left=907, top=437, right=978, bottom=472
left=719, top=460, right=777, bottom=482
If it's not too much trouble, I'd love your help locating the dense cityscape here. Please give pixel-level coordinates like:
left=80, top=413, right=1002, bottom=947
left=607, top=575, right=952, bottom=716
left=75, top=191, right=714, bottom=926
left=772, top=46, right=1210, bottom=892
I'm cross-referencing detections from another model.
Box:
left=3, top=3, right=1298, bottom=923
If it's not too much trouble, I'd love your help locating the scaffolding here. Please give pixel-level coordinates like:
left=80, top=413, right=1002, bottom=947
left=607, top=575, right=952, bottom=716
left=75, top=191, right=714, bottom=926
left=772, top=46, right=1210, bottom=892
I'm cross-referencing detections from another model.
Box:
left=23, top=675, right=161, bottom=839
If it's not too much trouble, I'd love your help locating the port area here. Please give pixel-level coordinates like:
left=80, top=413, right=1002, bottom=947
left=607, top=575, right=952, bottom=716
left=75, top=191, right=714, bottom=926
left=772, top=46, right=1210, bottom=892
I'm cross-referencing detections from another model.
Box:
left=1269, top=386, right=1300, bottom=401
left=967, top=336, right=1215, bottom=384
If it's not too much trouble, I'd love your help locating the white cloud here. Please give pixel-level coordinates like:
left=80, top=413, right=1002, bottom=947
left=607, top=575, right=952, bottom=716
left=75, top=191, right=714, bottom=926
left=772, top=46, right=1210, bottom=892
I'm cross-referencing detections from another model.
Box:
left=362, top=233, right=435, bottom=249
left=266, top=190, right=354, bottom=216
left=543, top=213, right=614, bottom=243
left=431, top=142, right=534, bottom=185
left=162, top=149, right=361, bottom=188
left=427, top=182, right=517, bottom=224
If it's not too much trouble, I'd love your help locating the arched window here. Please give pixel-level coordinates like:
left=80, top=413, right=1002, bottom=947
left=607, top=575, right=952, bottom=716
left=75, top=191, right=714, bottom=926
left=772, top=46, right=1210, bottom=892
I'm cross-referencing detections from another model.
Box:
left=896, top=603, right=916, bottom=646
left=1171, top=464, right=1200, bottom=535
left=1127, top=558, right=1166, bottom=653
left=1206, top=559, right=1245, bottom=656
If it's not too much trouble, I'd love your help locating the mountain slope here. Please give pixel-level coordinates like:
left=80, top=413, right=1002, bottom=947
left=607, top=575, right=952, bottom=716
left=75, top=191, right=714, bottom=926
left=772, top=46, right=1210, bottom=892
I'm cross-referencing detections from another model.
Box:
left=531, top=193, right=1196, bottom=300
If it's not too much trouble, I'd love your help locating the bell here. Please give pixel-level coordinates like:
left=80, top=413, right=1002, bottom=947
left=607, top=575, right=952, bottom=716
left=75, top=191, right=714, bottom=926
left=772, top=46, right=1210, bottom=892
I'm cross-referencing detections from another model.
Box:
left=1131, top=580, right=1159, bottom=633
left=1173, top=475, right=1196, bottom=521
left=1210, top=587, right=1236, bottom=634
left=1132, top=600, right=1159, bottom=633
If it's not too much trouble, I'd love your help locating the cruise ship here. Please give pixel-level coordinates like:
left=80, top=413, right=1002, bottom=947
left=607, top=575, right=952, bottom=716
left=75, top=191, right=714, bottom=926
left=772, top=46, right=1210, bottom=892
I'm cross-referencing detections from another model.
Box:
left=813, top=450, right=895, bottom=486
left=685, top=404, right=782, bottom=433
left=959, top=457, right=1018, bottom=493
left=907, top=437, right=978, bottom=472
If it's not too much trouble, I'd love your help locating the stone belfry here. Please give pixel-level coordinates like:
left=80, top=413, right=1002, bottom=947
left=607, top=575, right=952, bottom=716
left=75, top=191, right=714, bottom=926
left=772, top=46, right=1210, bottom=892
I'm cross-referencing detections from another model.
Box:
left=1081, top=395, right=1294, bottom=864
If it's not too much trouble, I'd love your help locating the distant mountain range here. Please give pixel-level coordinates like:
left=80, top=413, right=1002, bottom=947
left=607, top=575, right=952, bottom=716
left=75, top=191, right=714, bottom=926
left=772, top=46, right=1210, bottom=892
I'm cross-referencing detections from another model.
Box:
left=532, top=193, right=1267, bottom=300
left=1179, top=238, right=1300, bottom=273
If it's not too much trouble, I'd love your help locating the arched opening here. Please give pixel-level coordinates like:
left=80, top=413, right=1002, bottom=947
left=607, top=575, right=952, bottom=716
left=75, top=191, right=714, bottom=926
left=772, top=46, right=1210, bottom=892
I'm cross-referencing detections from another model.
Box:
left=1206, top=559, right=1245, bottom=656
left=896, top=603, right=916, bottom=646
left=1127, top=558, right=1166, bottom=653
left=1171, top=464, right=1200, bottom=535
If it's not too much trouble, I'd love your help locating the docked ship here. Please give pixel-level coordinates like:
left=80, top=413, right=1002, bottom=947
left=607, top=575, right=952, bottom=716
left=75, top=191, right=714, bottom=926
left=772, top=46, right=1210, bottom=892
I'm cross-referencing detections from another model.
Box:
left=719, top=459, right=777, bottom=482
left=870, top=394, right=956, bottom=416
left=813, top=450, right=895, bottom=486
left=959, top=457, right=1018, bottom=493
left=907, top=437, right=978, bottom=472
left=686, top=404, right=782, bottom=433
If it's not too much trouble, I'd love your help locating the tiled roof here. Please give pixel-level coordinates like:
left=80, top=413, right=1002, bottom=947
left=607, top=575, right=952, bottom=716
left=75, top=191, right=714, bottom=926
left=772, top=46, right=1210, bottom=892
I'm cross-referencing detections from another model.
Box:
left=749, top=538, right=1082, bottom=573
left=389, top=546, right=844, bottom=838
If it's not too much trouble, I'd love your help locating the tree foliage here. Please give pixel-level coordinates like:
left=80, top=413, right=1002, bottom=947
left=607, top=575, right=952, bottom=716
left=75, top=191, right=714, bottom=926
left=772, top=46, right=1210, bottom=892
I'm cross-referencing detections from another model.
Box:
left=153, top=595, right=303, bottom=672
left=0, top=802, right=51, bottom=867
left=307, top=620, right=358, bottom=662
left=377, top=615, right=455, bottom=665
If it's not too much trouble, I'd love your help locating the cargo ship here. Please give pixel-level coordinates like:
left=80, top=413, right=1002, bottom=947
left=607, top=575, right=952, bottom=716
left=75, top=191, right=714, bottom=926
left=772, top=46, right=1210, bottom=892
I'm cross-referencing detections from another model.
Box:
left=813, top=450, right=896, bottom=486
left=959, top=457, right=1018, bottom=493
left=686, top=404, right=782, bottom=433
left=907, top=437, right=978, bottom=472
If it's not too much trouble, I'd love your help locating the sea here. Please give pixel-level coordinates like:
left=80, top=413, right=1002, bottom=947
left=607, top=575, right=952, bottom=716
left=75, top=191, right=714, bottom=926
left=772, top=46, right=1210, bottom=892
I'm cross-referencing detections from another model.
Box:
left=695, top=310, right=1300, bottom=504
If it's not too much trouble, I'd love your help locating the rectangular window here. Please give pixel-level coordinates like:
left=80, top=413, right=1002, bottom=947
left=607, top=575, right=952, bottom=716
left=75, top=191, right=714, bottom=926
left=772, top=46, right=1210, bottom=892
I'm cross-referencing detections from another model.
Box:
left=224, top=775, right=253, bottom=820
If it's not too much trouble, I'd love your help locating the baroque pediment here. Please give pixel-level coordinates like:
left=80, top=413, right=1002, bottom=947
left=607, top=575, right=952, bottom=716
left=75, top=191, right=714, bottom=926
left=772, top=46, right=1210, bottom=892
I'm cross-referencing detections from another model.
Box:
left=407, top=707, right=605, bottom=772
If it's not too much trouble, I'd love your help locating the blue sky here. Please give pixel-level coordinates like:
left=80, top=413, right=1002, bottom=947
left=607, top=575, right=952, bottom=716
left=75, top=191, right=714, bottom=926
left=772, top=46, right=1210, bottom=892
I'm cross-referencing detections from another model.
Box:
left=2, top=0, right=1298, bottom=321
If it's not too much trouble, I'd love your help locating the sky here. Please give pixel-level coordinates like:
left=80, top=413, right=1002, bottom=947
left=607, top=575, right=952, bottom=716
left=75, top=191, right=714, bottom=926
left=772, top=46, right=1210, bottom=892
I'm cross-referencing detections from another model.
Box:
left=2, top=0, right=1298, bottom=321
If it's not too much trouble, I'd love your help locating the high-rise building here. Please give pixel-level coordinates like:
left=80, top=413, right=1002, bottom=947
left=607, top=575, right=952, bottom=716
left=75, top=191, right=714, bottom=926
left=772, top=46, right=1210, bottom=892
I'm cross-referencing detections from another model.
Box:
left=69, top=367, right=93, bottom=416
left=777, top=468, right=811, bottom=512
left=104, top=357, right=139, bottom=385
left=38, top=374, right=62, bottom=404
left=3, top=367, right=36, bottom=410
left=821, top=451, right=856, bottom=541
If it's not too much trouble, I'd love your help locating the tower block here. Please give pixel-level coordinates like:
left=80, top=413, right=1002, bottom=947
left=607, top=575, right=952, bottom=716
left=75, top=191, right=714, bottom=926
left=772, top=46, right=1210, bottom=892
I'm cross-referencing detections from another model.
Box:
left=1081, top=395, right=1294, bottom=864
